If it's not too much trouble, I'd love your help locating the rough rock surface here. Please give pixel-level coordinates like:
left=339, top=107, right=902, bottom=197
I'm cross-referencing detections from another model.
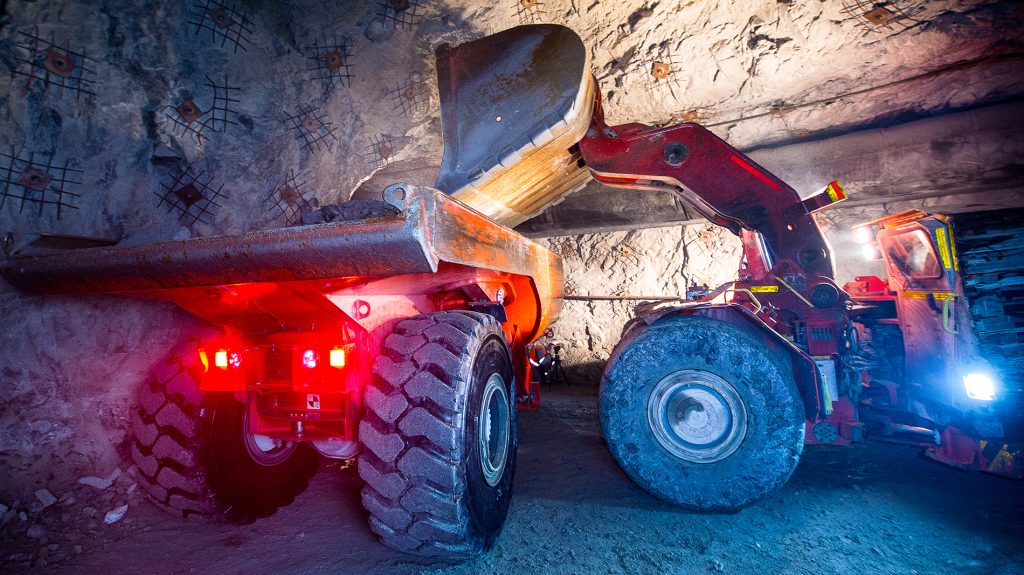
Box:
left=542, top=224, right=742, bottom=383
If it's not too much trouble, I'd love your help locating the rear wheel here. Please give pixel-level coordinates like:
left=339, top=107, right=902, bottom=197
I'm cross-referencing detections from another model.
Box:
left=600, top=315, right=804, bottom=511
left=359, top=311, right=517, bottom=558
left=204, top=395, right=319, bottom=521
left=130, top=343, right=318, bottom=522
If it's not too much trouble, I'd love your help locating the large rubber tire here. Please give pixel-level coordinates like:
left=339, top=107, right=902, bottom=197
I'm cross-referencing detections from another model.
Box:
left=359, top=311, right=517, bottom=558
left=600, top=315, right=805, bottom=511
left=130, top=344, right=319, bottom=522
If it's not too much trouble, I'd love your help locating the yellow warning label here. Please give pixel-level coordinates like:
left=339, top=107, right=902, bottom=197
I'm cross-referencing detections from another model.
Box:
left=935, top=228, right=952, bottom=269
left=903, top=291, right=954, bottom=300
left=949, top=232, right=960, bottom=272
left=825, top=181, right=846, bottom=203
left=750, top=285, right=780, bottom=293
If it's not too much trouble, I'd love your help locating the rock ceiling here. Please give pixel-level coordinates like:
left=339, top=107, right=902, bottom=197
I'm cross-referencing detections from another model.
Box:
left=0, top=1, right=1019, bottom=240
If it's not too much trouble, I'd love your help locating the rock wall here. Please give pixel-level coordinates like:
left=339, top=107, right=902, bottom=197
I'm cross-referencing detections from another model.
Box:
left=542, top=224, right=742, bottom=383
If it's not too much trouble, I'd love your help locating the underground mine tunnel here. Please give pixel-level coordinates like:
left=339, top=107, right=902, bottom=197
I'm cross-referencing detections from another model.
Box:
left=0, top=0, right=1022, bottom=573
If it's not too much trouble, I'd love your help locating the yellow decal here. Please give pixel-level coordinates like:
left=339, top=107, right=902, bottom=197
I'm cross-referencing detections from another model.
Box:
left=935, top=228, right=953, bottom=269
left=988, top=443, right=1021, bottom=477
left=903, top=291, right=954, bottom=300
left=750, top=285, right=780, bottom=293
left=825, top=181, right=846, bottom=203
left=949, top=232, right=960, bottom=272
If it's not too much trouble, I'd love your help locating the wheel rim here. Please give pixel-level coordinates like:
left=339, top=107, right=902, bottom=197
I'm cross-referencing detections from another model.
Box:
left=242, top=407, right=299, bottom=467
left=647, top=369, right=747, bottom=464
left=479, top=372, right=511, bottom=486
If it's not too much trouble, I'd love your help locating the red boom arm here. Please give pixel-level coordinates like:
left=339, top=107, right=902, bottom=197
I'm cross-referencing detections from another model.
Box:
left=578, top=95, right=849, bottom=363
left=577, top=97, right=836, bottom=283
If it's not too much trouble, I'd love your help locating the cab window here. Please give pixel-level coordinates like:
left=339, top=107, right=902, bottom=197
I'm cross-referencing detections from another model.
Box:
left=886, top=229, right=941, bottom=279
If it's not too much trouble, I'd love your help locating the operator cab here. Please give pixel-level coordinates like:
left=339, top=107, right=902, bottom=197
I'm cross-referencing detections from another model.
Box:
left=849, top=210, right=1014, bottom=464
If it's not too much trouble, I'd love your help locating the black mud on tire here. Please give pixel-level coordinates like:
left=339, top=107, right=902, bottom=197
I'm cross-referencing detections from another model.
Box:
left=358, top=311, right=517, bottom=559
left=599, top=315, right=805, bottom=511
left=130, top=344, right=318, bottom=522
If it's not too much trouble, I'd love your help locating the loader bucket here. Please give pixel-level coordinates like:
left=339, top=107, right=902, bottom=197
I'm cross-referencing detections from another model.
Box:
left=435, top=24, right=596, bottom=227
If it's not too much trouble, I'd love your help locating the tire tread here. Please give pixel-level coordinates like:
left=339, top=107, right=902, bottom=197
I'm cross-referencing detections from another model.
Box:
left=359, top=311, right=502, bottom=558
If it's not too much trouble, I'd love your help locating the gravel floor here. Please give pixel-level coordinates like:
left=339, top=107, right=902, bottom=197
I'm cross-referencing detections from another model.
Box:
left=6, top=385, right=1024, bottom=575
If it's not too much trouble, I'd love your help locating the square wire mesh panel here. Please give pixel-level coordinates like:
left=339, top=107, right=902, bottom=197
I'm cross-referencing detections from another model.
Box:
left=637, top=53, right=684, bottom=94
left=202, top=75, right=241, bottom=132
left=840, top=0, right=925, bottom=31
left=12, top=29, right=98, bottom=101
left=162, top=75, right=241, bottom=143
left=377, top=0, right=425, bottom=30
left=264, top=170, right=315, bottom=225
left=187, top=0, right=255, bottom=53
left=362, top=134, right=399, bottom=170
left=156, top=163, right=227, bottom=226
left=389, top=78, right=430, bottom=120
left=0, top=148, right=82, bottom=220
left=515, top=0, right=545, bottom=24
left=306, top=36, right=354, bottom=92
left=283, top=105, right=339, bottom=154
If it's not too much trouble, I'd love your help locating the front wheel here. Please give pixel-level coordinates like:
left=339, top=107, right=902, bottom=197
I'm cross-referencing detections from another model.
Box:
left=358, top=311, right=517, bottom=558
left=600, top=315, right=805, bottom=511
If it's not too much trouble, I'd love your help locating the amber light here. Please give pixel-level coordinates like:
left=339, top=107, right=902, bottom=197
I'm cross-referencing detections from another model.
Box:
left=330, top=348, right=346, bottom=368
left=214, top=350, right=229, bottom=369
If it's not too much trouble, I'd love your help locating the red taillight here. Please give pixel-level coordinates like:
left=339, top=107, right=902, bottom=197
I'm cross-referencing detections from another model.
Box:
left=302, top=349, right=319, bottom=369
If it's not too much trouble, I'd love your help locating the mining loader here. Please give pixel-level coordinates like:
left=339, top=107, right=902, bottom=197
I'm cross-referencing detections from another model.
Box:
left=428, top=24, right=1021, bottom=508
left=1, top=23, right=1020, bottom=559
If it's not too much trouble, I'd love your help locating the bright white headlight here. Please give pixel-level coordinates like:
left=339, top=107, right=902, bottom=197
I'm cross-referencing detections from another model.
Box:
left=861, top=244, right=880, bottom=261
left=963, top=373, right=995, bottom=401
left=853, top=226, right=874, bottom=244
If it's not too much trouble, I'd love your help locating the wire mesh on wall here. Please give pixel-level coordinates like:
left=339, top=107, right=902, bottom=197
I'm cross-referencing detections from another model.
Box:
left=306, top=36, right=354, bottom=92
left=377, top=0, right=425, bottom=29
left=264, top=170, right=315, bottom=225
left=284, top=105, right=339, bottom=154
left=12, top=29, right=98, bottom=101
left=0, top=147, right=82, bottom=220
left=156, top=163, right=228, bottom=226
left=162, top=75, right=241, bottom=143
left=389, top=77, right=430, bottom=120
left=362, top=134, right=399, bottom=170
left=840, top=0, right=926, bottom=32
left=515, top=0, right=545, bottom=24
left=187, top=0, right=255, bottom=53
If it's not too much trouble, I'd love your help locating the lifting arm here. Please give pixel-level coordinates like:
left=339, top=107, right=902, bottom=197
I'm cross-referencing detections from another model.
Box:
left=577, top=95, right=840, bottom=283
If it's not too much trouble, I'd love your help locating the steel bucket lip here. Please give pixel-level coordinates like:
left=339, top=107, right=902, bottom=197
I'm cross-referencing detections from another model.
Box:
left=434, top=24, right=589, bottom=194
